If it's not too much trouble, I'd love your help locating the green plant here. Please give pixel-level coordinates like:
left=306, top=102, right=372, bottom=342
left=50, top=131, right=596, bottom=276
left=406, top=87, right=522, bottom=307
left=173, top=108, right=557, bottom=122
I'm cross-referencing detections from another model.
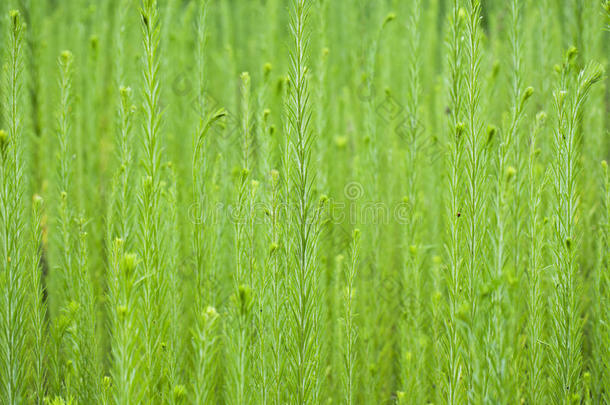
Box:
left=525, top=111, right=548, bottom=404
left=441, top=2, right=466, bottom=403
left=0, top=10, right=27, bottom=404
left=137, top=0, right=167, bottom=400
left=286, top=0, right=325, bottom=403
left=549, top=58, right=603, bottom=404
left=0, top=2, right=608, bottom=404
left=463, top=1, right=487, bottom=400
left=342, top=229, right=360, bottom=405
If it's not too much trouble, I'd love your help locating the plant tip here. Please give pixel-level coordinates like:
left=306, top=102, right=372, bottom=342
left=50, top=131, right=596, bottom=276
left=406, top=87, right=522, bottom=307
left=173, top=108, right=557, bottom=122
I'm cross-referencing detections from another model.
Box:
left=9, top=10, right=20, bottom=27
left=173, top=385, right=186, bottom=398
left=122, top=253, right=139, bottom=273
left=204, top=306, right=218, bottom=322
left=270, top=169, right=279, bottom=183
left=566, top=46, right=578, bottom=63
left=456, top=122, right=465, bottom=137
left=120, top=86, right=132, bottom=98
left=0, top=129, right=8, bottom=153
left=458, top=7, right=467, bottom=20
left=60, top=50, right=73, bottom=64
left=536, top=111, right=547, bottom=123
left=521, top=86, right=534, bottom=106
left=383, top=12, right=396, bottom=27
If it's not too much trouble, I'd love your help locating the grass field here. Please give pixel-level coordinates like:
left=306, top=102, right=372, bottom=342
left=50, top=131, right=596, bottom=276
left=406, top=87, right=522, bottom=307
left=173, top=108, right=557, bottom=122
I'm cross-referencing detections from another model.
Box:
left=0, top=0, right=609, bottom=404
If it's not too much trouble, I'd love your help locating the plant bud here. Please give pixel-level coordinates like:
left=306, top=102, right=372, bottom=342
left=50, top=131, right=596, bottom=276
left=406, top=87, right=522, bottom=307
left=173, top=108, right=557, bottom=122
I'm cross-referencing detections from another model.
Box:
left=456, top=122, right=465, bottom=138
left=521, top=87, right=534, bottom=108
left=458, top=7, right=467, bottom=20
left=90, top=35, right=99, bottom=51
left=487, top=125, right=497, bottom=143
left=557, top=90, right=567, bottom=107
left=120, top=86, right=132, bottom=100
left=0, top=129, right=8, bottom=154
left=122, top=252, right=139, bottom=274
left=566, top=46, right=578, bottom=63
left=9, top=10, right=20, bottom=32
left=334, top=135, right=347, bottom=148
left=60, top=50, right=73, bottom=65
left=270, top=169, right=279, bottom=184
left=237, top=284, right=252, bottom=315
left=204, top=306, right=219, bottom=323
left=536, top=111, right=547, bottom=124
left=173, top=385, right=186, bottom=399
left=33, top=194, right=44, bottom=206
left=383, top=12, right=396, bottom=27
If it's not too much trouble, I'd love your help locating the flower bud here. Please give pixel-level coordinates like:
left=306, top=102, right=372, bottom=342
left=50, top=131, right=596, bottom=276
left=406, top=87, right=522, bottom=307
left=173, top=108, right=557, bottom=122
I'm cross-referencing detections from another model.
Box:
left=458, top=7, right=467, bottom=21
left=122, top=252, right=139, bottom=274
left=270, top=169, right=279, bottom=184
left=60, top=50, right=73, bottom=65
left=521, top=87, right=534, bottom=109
left=0, top=129, right=8, bottom=155
left=204, top=306, right=219, bottom=324
left=103, top=375, right=112, bottom=390
left=383, top=12, right=396, bottom=27
left=536, top=111, right=547, bottom=124
left=33, top=194, right=44, bottom=206
left=173, top=385, right=186, bottom=399
left=566, top=46, right=578, bottom=63
left=334, top=135, right=347, bottom=148
left=456, top=122, right=465, bottom=138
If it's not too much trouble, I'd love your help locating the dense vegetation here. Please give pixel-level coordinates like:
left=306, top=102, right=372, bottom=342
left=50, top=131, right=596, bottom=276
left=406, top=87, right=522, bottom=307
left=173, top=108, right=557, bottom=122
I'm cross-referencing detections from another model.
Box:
left=0, top=0, right=609, bottom=404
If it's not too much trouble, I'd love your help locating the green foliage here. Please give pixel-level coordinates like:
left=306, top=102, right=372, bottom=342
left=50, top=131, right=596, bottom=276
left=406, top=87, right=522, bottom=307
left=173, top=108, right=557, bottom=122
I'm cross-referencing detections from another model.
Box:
left=0, top=2, right=607, bottom=404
